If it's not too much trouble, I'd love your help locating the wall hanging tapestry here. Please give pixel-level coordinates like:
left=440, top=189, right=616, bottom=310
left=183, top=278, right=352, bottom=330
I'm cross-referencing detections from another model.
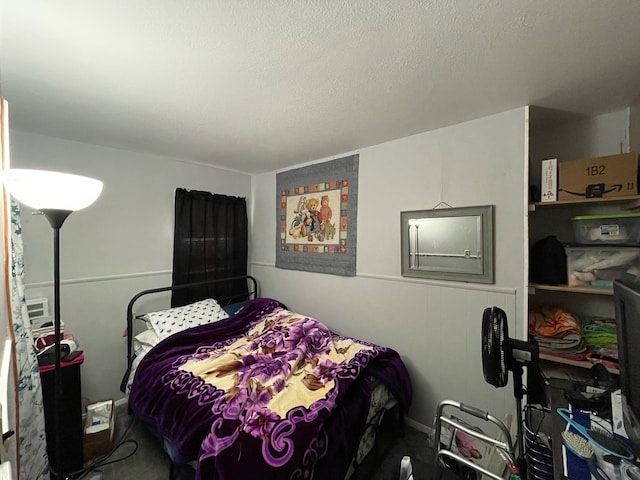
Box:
left=276, top=154, right=358, bottom=276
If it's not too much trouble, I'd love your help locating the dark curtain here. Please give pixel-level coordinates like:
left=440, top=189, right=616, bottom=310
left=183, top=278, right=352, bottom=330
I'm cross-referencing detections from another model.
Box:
left=171, top=188, right=248, bottom=307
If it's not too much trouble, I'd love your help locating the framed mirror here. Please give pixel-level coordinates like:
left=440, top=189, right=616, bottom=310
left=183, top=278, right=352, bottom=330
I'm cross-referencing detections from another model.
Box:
left=400, top=205, right=494, bottom=283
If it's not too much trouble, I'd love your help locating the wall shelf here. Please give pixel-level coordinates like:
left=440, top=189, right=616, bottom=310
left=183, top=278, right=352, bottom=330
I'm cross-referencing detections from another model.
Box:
left=529, top=195, right=640, bottom=211
left=539, top=352, right=619, bottom=375
left=529, top=283, right=613, bottom=295
left=528, top=195, right=639, bottom=296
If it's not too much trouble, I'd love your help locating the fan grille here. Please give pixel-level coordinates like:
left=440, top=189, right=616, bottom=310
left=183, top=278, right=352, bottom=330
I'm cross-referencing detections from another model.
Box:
left=482, top=306, right=508, bottom=387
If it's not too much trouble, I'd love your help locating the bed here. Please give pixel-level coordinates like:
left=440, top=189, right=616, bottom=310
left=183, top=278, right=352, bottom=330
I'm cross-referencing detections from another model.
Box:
left=122, top=275, right=412, bottom=480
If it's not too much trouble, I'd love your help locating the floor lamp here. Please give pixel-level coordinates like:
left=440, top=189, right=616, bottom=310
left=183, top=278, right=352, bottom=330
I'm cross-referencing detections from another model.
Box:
left=1, top=169, right=103, bottom=479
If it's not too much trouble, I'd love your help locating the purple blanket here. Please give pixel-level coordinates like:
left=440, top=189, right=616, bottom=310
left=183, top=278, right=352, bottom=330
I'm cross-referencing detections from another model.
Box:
left=129, top=298, right=412, bottom=480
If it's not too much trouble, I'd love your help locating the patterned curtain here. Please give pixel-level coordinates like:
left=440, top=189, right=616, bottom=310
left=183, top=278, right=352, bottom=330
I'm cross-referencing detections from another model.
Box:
left=1, top=98, right=49, bottom=478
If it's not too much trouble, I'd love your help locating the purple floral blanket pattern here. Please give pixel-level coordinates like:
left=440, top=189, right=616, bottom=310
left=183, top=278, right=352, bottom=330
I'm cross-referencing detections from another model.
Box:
left=129, top=298, right=412, bottom=480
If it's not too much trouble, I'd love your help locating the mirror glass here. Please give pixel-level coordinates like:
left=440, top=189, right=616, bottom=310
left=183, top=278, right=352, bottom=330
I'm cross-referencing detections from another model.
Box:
left=401, top=205, right=494, bottom=283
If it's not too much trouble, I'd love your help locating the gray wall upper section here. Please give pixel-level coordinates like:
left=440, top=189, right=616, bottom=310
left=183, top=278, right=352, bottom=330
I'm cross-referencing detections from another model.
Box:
left=9, top=131, right=251, bottom=404
left=11, top=131, right=251, bottom=283
left=253, top=108, right=527, bottom=287
left=250, top=108, right=528, bottom=426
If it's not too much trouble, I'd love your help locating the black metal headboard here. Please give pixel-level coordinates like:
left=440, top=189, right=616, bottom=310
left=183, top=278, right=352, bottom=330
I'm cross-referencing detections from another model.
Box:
left=125, top=275, right=258, bottom=369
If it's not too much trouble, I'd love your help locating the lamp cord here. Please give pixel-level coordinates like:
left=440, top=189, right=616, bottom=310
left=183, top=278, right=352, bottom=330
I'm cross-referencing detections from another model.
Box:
left=53, top=413, right=140, bottom=479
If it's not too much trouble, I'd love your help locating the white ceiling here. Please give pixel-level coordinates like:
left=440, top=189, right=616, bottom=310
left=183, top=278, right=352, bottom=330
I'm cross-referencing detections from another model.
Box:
left=1, top=1, right=640, bottom=174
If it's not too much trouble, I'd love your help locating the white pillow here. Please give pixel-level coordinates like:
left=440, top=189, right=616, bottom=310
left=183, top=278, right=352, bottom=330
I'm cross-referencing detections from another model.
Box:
left=142, top=298, right=229, bottom=341
left=133, top=329, right=160, bottom=356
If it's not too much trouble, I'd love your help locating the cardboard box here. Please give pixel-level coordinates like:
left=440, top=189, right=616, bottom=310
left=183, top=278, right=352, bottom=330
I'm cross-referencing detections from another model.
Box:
left=541, top=158, right=557, bottom=202
left=83, top=399, right=115, bottom=463
left=558, top=152, right=638, bottom=201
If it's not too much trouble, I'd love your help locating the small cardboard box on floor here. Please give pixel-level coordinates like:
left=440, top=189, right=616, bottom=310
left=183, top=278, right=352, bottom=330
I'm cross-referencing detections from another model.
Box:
left=84, top=399, right=115, bottom=463
left=558, top=152, right=639, bottom=201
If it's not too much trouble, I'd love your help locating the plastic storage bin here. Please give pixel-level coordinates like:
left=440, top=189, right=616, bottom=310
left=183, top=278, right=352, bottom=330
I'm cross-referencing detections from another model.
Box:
left=572, top=213, right=640, bottom=245
left=566, top=246, right=640, bottom=289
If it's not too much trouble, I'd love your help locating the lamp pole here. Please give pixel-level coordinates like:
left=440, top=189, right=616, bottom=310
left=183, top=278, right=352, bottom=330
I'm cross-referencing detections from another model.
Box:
left=42, top=209, right=72, bottom=480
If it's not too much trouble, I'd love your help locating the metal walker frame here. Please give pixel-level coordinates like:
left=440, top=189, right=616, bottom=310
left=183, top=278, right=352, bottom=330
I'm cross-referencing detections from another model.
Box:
left=433, top=400, right=520, bottom=480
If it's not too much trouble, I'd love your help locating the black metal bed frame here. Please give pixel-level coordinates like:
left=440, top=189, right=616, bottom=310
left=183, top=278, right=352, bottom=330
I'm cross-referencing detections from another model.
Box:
left=124, top=275, right=258, bottom=371
left=122, top=274, right=403, bottom=480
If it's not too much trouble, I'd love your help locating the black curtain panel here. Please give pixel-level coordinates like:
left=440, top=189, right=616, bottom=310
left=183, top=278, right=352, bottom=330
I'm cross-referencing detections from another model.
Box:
left=171, top=188, right=248, bottom=307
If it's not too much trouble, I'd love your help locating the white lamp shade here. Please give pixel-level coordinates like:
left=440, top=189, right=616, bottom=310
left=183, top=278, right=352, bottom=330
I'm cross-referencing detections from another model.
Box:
left=1, top=169, right=103, bottom=211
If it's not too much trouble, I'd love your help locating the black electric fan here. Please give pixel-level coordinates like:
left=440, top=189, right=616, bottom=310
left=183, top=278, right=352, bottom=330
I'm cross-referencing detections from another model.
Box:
left=481, top=306, right=539, bottom=475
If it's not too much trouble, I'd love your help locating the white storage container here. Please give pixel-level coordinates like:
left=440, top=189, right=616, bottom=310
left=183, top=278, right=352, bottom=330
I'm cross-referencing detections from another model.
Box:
left=566, top=246, right=640, bottom=289
left=572, top=213, right=640, bottom=245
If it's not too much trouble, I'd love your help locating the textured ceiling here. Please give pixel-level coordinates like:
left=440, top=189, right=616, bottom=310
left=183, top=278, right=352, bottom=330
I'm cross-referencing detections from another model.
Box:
left=1, top=1, right=640, bottom=174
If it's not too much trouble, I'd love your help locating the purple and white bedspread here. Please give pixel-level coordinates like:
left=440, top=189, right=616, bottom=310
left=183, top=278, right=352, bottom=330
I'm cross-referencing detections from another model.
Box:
left=129, top=297, right=412, bottom=480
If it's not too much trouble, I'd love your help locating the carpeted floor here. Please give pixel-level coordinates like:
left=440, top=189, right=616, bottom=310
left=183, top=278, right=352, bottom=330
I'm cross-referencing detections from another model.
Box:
left=78, top=403, right=435, bottom=480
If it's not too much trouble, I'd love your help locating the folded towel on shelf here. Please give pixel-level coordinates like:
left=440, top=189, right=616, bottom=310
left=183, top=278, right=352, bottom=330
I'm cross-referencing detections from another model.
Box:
left=529, top=305, right=581, bottom=338
left=584, top=333, right=617, bottom=346
left=581, top=317, right=618, bottom=350
left=582, top=318, right=616, bottom=333
left=528, top=305, right=586, bottom=355
left=535, top=334, right=586, bottom=355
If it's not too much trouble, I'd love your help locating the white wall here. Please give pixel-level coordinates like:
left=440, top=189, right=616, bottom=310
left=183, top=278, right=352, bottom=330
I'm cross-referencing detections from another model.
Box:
left=8, top=105, right=634, bottom=433
left=529, top=108, right=631, bottom=192
left=251, top=108, right=528, bottom=428
left=631, top=99, right=640, bottom=154
left=9, top=131, right=252, bottom=403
